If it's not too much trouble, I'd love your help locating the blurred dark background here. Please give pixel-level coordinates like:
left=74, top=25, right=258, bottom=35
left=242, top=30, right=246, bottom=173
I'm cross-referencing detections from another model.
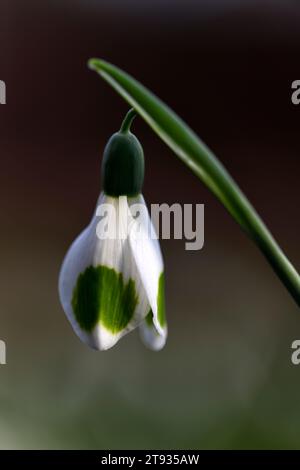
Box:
left=0, top=0, right=300, bottom=449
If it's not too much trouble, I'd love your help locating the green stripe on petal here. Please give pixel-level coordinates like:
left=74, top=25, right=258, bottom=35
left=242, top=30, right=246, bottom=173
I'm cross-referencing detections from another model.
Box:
left=72, top=265, right=138, bottom=334
left=145, top=309, right=153, bottom=327
left=157, top=272, right=166, bottom=328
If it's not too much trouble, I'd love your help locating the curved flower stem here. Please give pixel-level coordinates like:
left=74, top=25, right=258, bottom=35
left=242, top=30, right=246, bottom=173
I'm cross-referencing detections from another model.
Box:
left=120, top=108, right=137, bottom=133
left=88, top=58, right=300, bottom=307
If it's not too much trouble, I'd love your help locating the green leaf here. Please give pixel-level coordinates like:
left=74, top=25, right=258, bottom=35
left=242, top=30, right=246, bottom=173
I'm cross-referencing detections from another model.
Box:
left=88, top=58, right=300, bottom=307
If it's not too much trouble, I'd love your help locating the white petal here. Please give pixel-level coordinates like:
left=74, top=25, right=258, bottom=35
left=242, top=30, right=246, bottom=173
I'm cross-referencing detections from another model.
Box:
left=139, top=316, right=167, bottom=351
left=59, top=193, right=150, bottom=350
left=58, top=193, right=103, bottom=349
left=128, top=196, right=167, bottom=348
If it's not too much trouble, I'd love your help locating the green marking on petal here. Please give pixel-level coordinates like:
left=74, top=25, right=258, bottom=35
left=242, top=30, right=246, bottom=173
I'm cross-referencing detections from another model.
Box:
left=144, top=309, right=161, bottom=338
left=157, top=272, right=166, bottom=328
left=71, top=266, right=99, bottom=332
left=72, top=266, right=138, bottom=333
left=145, top=309, right=153, bottom=327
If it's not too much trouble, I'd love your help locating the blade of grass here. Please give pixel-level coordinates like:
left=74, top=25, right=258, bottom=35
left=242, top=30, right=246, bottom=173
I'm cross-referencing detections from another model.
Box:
left=88, top=58, right=300, bottom=307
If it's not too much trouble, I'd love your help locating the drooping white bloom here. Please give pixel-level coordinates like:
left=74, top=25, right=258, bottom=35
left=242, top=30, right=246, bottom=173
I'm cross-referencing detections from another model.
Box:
left=59, top=110, right=167, bottom=351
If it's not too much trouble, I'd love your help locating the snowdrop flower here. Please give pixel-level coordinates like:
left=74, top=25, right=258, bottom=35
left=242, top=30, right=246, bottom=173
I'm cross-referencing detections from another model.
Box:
left=59, top=109, right=167, bottom=351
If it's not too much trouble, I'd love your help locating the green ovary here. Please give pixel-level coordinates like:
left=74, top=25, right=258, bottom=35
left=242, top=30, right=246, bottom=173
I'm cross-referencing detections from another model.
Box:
left=72, top=266, right=138, bottom=333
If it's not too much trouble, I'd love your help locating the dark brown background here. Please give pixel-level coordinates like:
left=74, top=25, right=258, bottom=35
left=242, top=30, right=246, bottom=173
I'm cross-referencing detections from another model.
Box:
left=0, top=0, right=299, bottom=449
